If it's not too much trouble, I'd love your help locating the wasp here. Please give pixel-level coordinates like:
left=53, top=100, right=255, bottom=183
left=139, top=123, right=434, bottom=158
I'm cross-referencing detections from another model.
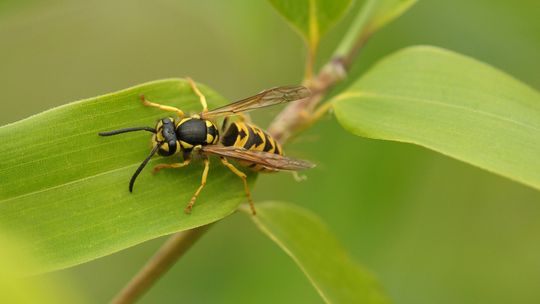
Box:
left=99, top=78, right=314, bottom=215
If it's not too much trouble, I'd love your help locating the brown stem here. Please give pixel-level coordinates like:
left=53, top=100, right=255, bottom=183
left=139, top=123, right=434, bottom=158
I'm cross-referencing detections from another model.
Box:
left=111, top=225, right=211, bottom=304
left=267, top=57, right=346, bottom=143
left=268, top=32, right=369, bottom=144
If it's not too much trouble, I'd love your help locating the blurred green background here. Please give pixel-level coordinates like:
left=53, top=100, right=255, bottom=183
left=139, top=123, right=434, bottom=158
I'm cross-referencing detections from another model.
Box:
left=1, top=0, right=540, bottom=303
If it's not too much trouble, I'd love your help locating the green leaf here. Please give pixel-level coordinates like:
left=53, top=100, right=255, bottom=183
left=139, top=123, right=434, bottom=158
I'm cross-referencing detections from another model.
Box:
left=334, top=0, right=417, bottom=58
left=267, top=0, right=352, bottom=49
left=243, top=201, right=389, bottom=304
left=0, top=79, right=253, bottom=274
left=0, top=232, right=84, bottom=304
left=333, top=46, right=540, bottom=190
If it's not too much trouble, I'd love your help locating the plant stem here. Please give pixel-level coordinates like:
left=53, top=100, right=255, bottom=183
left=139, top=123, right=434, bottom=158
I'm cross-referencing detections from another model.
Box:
left=267, top=56, right=348, bottom=145
left=111, top=225, right=211, bottom=304
left=303, top=43, right=317, bottom=83
left=268, top=0, right=383, bottom=145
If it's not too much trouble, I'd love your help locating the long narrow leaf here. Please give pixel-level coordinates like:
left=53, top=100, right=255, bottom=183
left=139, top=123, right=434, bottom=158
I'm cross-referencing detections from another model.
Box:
left=333, top=46, right=540, bottom=190
left=243, top=201, right=389, bottom=304
left=267, top=0, right=352, bottom=50
left=0, top=79, right=253, bottom=274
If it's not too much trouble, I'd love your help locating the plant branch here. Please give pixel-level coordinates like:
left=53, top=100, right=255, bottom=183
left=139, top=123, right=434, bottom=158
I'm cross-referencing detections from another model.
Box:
left=267, top=0, right=383, bottom=145
left=301, top=38, right=315, bottom=83
left=111, top=225, right=211, bottom=304
left=267, top=42, right=361, bottom=144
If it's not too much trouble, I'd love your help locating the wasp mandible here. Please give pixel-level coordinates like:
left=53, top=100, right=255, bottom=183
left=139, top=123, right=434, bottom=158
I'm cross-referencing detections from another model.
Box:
left=99, top=78, right=314, bottom=215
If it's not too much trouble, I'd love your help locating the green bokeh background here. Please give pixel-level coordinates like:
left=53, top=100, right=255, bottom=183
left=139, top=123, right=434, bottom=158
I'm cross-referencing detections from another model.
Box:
left=1, top=0, right=540, bottom=303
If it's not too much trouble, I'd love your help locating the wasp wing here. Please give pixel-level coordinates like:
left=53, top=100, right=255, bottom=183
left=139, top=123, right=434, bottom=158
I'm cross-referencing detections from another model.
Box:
left=201, top=146, right=315, bottom=171
left=201, top=86, right=310, bottom=119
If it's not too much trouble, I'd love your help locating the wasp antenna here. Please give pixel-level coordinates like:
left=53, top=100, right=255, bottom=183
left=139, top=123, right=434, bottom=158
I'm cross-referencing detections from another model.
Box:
left=99, top=127, right=156, bottom=136
left=129, top=144, right=161, bottom=193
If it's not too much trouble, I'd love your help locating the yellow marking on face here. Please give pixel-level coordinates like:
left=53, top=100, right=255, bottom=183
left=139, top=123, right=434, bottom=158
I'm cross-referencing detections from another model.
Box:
left=212, top=133, right=219, bottom=144
left=154, top=121, right=164, bottom=141
left=205, top=120, right=213, bottom=128
left=161, top=144, right=170, bottom=152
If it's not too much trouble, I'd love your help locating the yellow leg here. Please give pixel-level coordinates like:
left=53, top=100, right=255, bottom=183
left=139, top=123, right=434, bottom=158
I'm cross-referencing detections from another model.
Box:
left=185, top=158, right=210, bottom=214
left=291, top=171, right=307, bottom=182
left=186, top=77, right=208, bottom=113
left=220, top=157, right=256, bottom=215
left=140, top=95, right=184, bottom=117
left=152, top=159, right=191, bottom=174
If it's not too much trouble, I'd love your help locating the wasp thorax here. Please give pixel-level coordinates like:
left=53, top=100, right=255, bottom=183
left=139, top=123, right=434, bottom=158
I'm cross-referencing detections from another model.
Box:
left=153, top=117, right=179, bottom=156
left=175, top=117, right=219, bottom=151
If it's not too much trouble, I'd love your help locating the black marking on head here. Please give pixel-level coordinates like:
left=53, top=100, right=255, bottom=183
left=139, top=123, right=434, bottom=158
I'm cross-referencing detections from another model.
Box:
left=221, top=122, right=239, bottom=147
left=176, top=118, right=208, bottom=146
left=157, top=118, right=177, bottom=156
left=161, top=118, right=177, bottom=140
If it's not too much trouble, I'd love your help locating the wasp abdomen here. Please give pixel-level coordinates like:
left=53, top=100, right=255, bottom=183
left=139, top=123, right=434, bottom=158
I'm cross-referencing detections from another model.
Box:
left=222, top=122, right=282, bottom=154
left=221, top=122, right=283, bottom=172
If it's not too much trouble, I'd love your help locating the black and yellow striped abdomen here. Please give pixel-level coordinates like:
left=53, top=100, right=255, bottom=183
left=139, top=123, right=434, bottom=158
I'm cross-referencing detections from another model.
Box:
left=221, top=121, right=282, bottom=172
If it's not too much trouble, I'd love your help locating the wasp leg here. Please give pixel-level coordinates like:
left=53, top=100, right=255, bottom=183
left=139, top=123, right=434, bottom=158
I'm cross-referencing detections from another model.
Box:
left=186, top=77, right=208, bottom=113
left=140, top=95, right=184, bottom=117
left=220, top=157, right=256, bottom=215
left=291, top=171, right=307, bottom=182
left=185, top=157, right=210, bottom=214
left=152, top=159, right=191, bottom=174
